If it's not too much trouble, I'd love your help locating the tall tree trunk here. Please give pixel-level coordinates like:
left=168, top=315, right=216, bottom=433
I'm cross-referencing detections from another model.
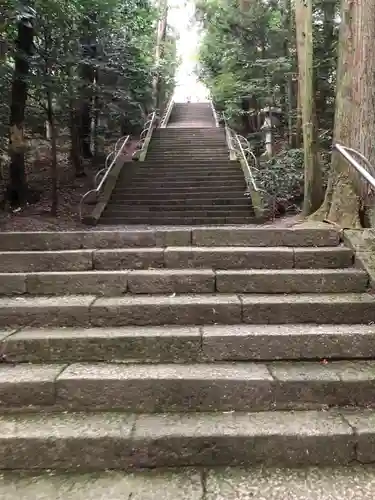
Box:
left=67, top=64, right=84, bottom=177
left=283, top=0, right=293, bottom=147
left=311, top=0, right=375, bottom=228
left=7, top=7, right=34, bottom=206
left=295, top=0, right=323, bottom=215
left=78, top=14, right=97, bottom=160
left=153, top=0, right=168, bottom=111
left=46, top=86, right=58, bottom=216
left=315, top=0, right=336, bottom=130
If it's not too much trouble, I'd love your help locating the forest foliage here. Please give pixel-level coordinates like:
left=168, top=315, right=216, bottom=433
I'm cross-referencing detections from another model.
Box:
left=0, top=0, right=177, bottom=210
left=195, top=0, right=340, bottom=215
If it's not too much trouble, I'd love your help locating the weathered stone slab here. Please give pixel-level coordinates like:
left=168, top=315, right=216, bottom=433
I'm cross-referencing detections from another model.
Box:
left=0, top=232, right=84, bottom=251
left=155, top=229, right=192, bottom=247
left=206, top=465, right=375, bottom=500
left=294, top=247, right=353, bottom=269
left=0, top=231, right=159, bottom=251
left=344, top=229, right=375, bottom=289
left=241, top=294, right=375, bottom=324
left=192, top=227, right=340, bottom=247
left=128, top=269, right=215, bottom=293
left=0, top=412, right=135, bottom=469
left=0, top=468, right=203, bottom=500
left=131, top=410, right=355, bottom=467
left=5, top=326, right=201, bottom=363
left=216, top=269, right=368, bottom=294
left=90, top=295, right=242, bottom=326
left=0, top=296, right=95, bottom=327
left=0, top=250, right=93, bottom=273
left=267, top=362, right=349, bottom=409
left=94, top=249, right=164, bottom=270
left=0, top=273, right=26, bottom=294
left=202, top=324, right=375, bottom=361
left=81, top=230, right=158, bottom=249
left=27, top=271, right=128, bottom=295
left=342, top=410, right=375, bottom=463
left=56, top=362, right=273, bottom=411
left=0, top=364, right=65, bottom=407
left=164, top=247, right=294, bottom=269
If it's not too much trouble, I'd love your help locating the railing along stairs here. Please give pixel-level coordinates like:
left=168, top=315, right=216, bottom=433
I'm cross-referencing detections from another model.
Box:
left=334, top=143, right=375, bottom=209
left=79, top=135, right=130, bottom=220
left=160, top=97, right=174, bottom=128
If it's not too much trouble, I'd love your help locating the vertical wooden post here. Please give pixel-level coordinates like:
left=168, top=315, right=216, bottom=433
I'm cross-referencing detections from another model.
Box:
left=295, top=0, right=323, bottom=215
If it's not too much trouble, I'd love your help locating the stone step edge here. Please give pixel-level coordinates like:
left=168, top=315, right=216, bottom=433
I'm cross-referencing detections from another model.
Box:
left=0, top=409, right=371, bottom=468
left=0, top=247, right=354, bottom=273
left=0, top=268, right=368, bottom=296
left=0, top=293, right=375, bottom=328
left=3, top=324, right=375, bottom=363
left=0, top=227, right=342, bottom=251
left=3, top=360, right=375, bottom=412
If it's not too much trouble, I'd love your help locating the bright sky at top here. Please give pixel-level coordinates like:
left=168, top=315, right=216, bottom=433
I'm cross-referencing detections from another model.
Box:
left=167, top=0, right=209, bottom=102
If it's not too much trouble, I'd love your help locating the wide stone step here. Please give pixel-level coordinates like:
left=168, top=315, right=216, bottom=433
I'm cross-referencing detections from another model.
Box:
left=104, top=210, right=252, bottom=219
left=110, top=196, right=248, bottom=204
left=152, top=136, right=225, bottom=141
left=108, top=203, right=253, bottom=212
left=148, top=144, right=228, bottom=149
left=0, top=228, right=341, bottom=251
left=148, top=142, right=228, bottom=148
left=2, top=359, right=375, bottom=412
left=127, top=173, right=244, bottom=182
left=99, top=216, right=257, bottom=225
left=127, top=164, right=240, bottom=170
left=0, top=409, right=371, bottom=468
left=105, top=207, right=252, bottom=216
left=146, top=152, right=229, bottom=157
left=112, top=186, right=246, bottom=194
left=2, top=466, right=375, bottom=499
left=0, top=293, right=374, bottom=327
left=117, top=180, right=246, bottom=189
left=4, top=324, right=375, bottom=363
left=0, top=269, right=366, bottom=296
left=91, top=247, right=353, bottom=270
left=145, top=156, right=230, bottom=162
left=130, top=166, right=242, bottom=174
left=190, top=227, right=341, bottom=246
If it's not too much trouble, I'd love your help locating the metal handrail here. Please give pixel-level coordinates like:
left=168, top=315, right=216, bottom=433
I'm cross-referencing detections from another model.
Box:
left=335, top=143, right=375, bottom=192
left=209, top=100, right=220, bottom=127
left=132, top=111, right=158, bottom=161
left=217, top=108, right=259, bottom=193
left=95, top=134, right=128, bottom=186
left=160, top=97, right=174, bottom=128
left=79, top=135, right=130, bottom=220
left=234, top=133, right=258, bottom=192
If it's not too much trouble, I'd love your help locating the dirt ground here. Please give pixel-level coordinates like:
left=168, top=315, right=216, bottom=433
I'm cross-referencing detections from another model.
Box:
left=0, top=138, right=139, bottom=232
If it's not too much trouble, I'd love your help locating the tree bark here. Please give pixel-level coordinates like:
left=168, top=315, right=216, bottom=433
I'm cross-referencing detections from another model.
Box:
left=7, top=8, right=34, bottom=206
left=153, top=0, right=168, bottom=110
left=311, top=0, right=375, bottom=228
left=282, top=0, right=293, bottom=147
left=46, top=86, right=58, bottom=216
left=78, top=14, right=97, bottom=160
left=295, top=0, right=323, bottom=215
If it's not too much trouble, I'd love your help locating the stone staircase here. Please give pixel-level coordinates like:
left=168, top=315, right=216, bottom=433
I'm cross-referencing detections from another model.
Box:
left=100, top=102, right=256, bottom=225
left=0, top=226, right=375, bottom=475
left=167, top=102, right=217, bottom=128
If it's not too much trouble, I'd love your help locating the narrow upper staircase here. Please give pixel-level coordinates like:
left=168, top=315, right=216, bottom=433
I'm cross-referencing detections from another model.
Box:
left=100, top=102, right=255, bottom=225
